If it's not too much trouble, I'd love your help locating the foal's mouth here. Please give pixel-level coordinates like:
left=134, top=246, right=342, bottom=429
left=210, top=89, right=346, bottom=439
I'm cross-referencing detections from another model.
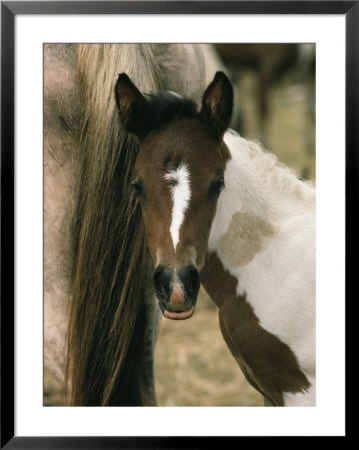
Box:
left=153, top=265, right=200, bottom=320
left=162, top=305, right=195, bottom=320
left=157, top=301, right=196, bottom=320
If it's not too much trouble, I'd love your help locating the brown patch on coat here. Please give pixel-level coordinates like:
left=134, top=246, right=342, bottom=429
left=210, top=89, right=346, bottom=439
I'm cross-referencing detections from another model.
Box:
left=200, top=252, right=310, bottom=406
left=219, top=212, right=278, bottom=267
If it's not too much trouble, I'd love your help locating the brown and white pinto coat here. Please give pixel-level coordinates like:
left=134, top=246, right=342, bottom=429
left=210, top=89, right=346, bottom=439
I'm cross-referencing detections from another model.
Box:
left=115, top=72, right=316, bottom=406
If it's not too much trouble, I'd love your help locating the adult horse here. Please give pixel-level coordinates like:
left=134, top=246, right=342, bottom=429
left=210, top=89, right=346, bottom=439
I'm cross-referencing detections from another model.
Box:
left=114, top=71, right=315, bottom=406
left=44, top=44, right=212, bottom=406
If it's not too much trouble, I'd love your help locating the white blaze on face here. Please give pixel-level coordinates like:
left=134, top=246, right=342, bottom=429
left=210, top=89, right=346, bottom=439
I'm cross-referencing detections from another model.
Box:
left=164, top=162, right=191, bottom=250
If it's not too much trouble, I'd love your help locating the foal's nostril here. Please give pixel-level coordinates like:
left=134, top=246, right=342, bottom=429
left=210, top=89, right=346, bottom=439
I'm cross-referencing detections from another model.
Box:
left=153, top=265, right=172, bottom=298
left=179, top=265, right=200, bottom=297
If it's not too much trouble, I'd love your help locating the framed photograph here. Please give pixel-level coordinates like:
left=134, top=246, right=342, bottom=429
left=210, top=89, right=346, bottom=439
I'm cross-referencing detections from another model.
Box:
left=2, top=1, right=354, bottom=447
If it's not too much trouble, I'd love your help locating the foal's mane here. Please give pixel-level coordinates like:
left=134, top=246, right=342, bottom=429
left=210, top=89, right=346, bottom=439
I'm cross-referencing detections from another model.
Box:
left=225, top=130, right=315, bottom=204
left=65, top=44, right=162, bottom=405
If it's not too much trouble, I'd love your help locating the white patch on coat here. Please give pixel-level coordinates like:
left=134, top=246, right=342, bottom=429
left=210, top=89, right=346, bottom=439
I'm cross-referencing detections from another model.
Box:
left=164, top=162, right=191, bottom=249
left=208, top=131, right=316, bottom=404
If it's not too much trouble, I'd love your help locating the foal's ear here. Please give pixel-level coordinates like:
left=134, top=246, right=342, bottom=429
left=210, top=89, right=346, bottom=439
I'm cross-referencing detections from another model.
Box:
left=200, top=72, right=233, bottom=141
left=115, top=73, right=150, bottom=140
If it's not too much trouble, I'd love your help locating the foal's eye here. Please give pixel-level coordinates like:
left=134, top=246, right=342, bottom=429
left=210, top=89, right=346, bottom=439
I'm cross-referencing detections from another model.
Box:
left=131, top=180, right=145, bottom=197
left=209, top=178, right=225, bottom=196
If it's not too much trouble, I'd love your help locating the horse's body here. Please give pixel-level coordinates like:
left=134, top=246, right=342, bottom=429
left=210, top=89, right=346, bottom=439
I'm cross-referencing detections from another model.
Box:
left=202, top=131, right=315, bottom=406
left=115, top=71, right=315, bottom=406
left=44, top=44, right=211, bottom=405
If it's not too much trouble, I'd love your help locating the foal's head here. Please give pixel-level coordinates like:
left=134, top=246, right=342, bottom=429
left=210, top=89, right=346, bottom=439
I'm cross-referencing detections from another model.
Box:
left=115, top=72, right=233, bottom=319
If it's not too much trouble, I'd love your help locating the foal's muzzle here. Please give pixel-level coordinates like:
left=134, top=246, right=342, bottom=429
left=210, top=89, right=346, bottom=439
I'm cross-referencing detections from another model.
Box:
left=153, top=264, right=200, bottom=320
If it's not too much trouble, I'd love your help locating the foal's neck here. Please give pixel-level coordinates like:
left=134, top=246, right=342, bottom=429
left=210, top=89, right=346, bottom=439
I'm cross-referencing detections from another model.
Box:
left=208, top=131, right=315, bottom=258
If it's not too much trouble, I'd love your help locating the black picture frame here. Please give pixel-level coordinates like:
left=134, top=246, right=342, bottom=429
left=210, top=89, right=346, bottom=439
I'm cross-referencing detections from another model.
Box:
left=1, top=1, right=355, bottom=447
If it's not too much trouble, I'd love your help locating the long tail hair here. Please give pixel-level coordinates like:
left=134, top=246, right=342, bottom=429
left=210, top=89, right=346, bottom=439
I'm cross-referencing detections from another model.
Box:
left=65, top=44, right=162, bottom=405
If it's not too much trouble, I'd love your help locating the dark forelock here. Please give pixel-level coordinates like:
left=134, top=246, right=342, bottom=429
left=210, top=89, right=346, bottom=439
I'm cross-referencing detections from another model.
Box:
left=145, top=91, right=198, bottom=131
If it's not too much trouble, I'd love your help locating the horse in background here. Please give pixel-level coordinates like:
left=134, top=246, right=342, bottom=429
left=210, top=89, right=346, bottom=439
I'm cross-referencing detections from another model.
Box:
left=115, top=71, right=315, bottom=406
left=214, top=43, right=315, bottom=153
left=44, top=43, right=212, bottom=406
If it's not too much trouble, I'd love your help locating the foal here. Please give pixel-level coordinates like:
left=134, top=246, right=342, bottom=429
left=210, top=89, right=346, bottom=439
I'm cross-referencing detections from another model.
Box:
left=115, top=71, right=315, bottom=406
